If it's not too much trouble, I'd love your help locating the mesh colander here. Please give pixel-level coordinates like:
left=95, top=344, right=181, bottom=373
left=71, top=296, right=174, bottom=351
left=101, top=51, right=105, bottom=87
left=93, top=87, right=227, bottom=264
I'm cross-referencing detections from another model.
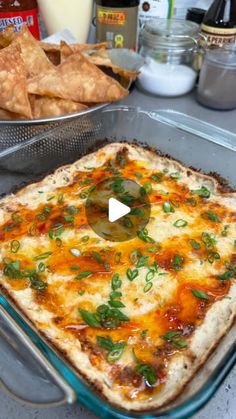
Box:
left=0, top=104, right=107, bottom=152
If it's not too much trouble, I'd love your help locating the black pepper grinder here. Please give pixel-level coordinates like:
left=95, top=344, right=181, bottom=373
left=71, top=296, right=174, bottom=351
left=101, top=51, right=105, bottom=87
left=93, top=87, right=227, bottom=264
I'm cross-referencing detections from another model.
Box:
left=95, top=0, right=140, bottom=50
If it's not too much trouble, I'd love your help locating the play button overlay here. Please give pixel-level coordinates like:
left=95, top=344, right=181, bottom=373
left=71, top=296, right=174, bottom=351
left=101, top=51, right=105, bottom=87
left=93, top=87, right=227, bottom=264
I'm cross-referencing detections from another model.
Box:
left=109, top=198, right=131, bottom=223
left=86, top=177, right=151, bottom=242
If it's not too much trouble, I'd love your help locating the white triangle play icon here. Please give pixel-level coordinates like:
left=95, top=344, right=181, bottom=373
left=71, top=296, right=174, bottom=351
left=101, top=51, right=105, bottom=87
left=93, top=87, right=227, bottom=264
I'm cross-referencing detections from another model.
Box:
left=108, top=198, right=131, bottom=223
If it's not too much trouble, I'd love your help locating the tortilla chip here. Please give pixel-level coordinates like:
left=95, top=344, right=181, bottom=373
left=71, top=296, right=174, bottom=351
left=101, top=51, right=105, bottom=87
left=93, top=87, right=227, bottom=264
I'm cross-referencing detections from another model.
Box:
left=0, top=25, right=15, bottom=48
left=12, top=25, right=53, bottom=77
left=60, top=42, right=137, bottom=81
left=60, top=41, right=74, bottom=62
left=39, top=41, right=108, bottom=53
left=0, top=108, right=25, bottom=120
left=85, top=49, right=139, bottom=79
left=27, top=51, right=128, bottom=103
left=45, top=51, right=61, bottom=66
left=30, top=95, right=87, bottom=118
left=42, top=40, right=109, bottom=66
left=0, top=43, right=32, bottom=118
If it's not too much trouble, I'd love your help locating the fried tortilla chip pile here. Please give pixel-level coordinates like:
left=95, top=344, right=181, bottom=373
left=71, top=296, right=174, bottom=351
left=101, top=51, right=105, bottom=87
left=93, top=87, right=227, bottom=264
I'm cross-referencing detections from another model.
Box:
left=0, top=25, right=135, bottom=120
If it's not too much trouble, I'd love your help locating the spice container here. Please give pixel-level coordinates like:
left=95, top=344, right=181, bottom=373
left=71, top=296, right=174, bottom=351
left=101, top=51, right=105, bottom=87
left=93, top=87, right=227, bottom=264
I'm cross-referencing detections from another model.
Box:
left=137, top=19, right=199, bottom=97
left=95, top=0, right=140, bottom=50
left=197, top=46, right=236, bottom=110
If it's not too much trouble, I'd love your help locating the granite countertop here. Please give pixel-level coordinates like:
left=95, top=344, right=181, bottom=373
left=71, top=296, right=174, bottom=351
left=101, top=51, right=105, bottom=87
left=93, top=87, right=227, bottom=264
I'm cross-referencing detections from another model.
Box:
left=0, top=88, right=235, bottom=419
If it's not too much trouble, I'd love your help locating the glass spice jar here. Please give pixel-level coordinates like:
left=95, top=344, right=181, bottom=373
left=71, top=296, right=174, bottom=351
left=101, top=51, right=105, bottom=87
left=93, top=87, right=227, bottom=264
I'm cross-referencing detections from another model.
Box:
left=137, top=19, right=201, bottom=97
left=197, top=45, right=236, bottom=110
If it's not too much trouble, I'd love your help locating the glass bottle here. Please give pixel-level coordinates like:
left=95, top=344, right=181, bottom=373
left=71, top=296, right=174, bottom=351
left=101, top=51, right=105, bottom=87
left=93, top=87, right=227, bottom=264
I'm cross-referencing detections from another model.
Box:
left=201, top=0, right=236, bottom=46
left=95, top=0, right=140, bottom=50
left=0, top=0, right=40, bottom=39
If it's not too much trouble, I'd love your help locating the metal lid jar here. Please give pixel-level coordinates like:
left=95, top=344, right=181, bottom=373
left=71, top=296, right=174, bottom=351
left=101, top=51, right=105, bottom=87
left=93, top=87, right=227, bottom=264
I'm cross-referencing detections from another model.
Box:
left=138, top=19, right=200, bottom=97
left=140, top=19, right=200, bottom=64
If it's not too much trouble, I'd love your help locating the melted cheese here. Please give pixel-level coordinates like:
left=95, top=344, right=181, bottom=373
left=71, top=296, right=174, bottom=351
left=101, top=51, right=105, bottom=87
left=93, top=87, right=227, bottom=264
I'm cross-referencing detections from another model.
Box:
left=0, top=143, right=235, bottom=411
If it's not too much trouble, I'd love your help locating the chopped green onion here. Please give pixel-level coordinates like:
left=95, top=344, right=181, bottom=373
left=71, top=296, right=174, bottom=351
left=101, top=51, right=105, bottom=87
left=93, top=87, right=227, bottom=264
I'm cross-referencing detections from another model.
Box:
left=217, top=271, right=234, bottom=281
left=70, top=265, right=80, bottom=271
left=107, top=346, right=125, bottom=363
left=81, top=235, right=89, bottom=243
left=151, top=173, right=163, bottom=182
left=64, top=215, right=74, bottom=223
left=126, top=268, right=139, bottom=281
left=171, top=339, right=188, bottom=349
left=111, top=273, right=122, bottom=290
left=76, top=270, right=93, bottom=280
left=10, top=240, right=20, bottom=254
left=191, top=289, right=209, bottom=300
left=137, top=255, right=149, bottom=268
left=174, top=219, right=188, bottom=228
left=57, top=193, right=64, bottom=203
left=170, top=172, right=180, bottom=180
left=11, top=211, right=22, bottom=223
left=130, top=249, right=142, bottom=264
left=144, top=282, right=153, bottom=293
left=38, top=262, right=46, bottom=273
left=110, top=178, right=125, bottom=194
left=201, top=232, right=217, bottom=249
left=207, top=251, right=220, bottom=264
left=163, top=202, right=175, bottom=213
left=221, top=225, right=229, bottom=237
left=136, top=364, right=157, bottom=386
left=123, top=217, right=133, bottom=228
left=92, top=252, right=105, bottom=264
left=65, top=206, right=80, bottom=215
left=79, top=192, right=88, bottom=199
left=202, top=211, right=221, bottom=223
left=79, top=309, right=101, bottom=328
left=172, top=254, right=183, bottom=271
left=140, top=182, right=152, bottom=195
left=140, top=329, right=148, bottom=337
left=189, top=239, right=201, bottom=250
left=157, top=189, right=169, bottom=196
left=115, top=252, right=122, bottom=264
left=108, top=300, right=125, bottom=308
left=34, top=251, right=52, bottom=261
left=30, top=276, right=47, bottom=291
left=191, top=186, right=211, bottom=199
left=97, top=336, right=114, bottom=351
left=160, top=331, right=182, bottom=340
left=146, top=270, right=155, bottom=282
left=137, top=229, right=155, bottom=244
left=110, top=291, right=122, bottom=300
left=147, top=247, right=158, bottom=253
left=116, top=151, right=127, bottom=168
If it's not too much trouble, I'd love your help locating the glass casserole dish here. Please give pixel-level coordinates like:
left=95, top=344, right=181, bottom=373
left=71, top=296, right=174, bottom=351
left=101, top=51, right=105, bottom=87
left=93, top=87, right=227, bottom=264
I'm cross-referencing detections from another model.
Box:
left=0, top=106, right=235, bottom=418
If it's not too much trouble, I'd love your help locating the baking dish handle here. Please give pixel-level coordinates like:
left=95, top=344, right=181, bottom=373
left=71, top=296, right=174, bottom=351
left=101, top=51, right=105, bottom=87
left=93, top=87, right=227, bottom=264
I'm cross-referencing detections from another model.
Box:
left=0, top=303, right=76, bottom=408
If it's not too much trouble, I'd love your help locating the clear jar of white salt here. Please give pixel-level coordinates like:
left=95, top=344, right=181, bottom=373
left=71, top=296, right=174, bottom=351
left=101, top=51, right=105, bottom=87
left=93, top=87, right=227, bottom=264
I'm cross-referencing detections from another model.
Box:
left=138, top=19, right=200, bottom=97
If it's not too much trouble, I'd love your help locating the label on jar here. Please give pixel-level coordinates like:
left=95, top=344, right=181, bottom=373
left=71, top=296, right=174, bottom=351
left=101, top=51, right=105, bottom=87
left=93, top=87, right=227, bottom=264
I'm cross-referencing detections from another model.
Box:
left=0, top=8, right=40, bottom=39
left=139, top=0, right=174, bottom=27
left=201, top=23, right=236, bottom=47
left=96, top=6, right=139, bottom=50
